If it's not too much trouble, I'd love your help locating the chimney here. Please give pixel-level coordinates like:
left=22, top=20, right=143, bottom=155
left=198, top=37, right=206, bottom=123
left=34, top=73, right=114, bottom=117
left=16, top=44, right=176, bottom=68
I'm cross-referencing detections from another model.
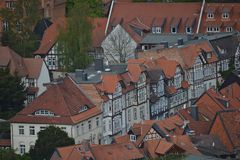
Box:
left=177, top=38, right=184, bottom=46
left=161, top=41, right=168, bottom=48
left=94, top=58, right=104, bottom=71
left=75, top=69, right=84, bottom=79
left=165, top=134, right=171, bottom=142
left=82, top=72, right=88, bottom=81
left=191, top=105, right=199, bottom=121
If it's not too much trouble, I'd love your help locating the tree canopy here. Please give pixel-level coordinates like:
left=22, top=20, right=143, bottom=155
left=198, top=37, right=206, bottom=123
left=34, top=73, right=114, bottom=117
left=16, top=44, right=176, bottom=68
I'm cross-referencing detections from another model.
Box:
left=29, top=126, right=75, bottom=160
left=0, top=0, right=41, bottom=57
left=66, top=0, right=104, bottom=17
left=0, top=69, right=26, bottom=112
left=0, top=149, right=30, bottom=160
left=57, top=0, right=93, bottom=71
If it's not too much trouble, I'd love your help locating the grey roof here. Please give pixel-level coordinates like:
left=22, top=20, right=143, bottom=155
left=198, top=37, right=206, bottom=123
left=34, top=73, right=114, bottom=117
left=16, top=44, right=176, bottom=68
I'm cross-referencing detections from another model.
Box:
left=140, top=33, right=190, bottom=46
left=206, top=32, right=239, bottom=60
left=68, top=63, right=127, bottom=84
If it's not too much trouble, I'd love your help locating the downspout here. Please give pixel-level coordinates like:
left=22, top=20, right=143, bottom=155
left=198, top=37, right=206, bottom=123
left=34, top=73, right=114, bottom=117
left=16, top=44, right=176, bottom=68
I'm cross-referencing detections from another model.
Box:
left=105, top=0, right=115, bottom=35
left=196, top=0, right=205, bottom=34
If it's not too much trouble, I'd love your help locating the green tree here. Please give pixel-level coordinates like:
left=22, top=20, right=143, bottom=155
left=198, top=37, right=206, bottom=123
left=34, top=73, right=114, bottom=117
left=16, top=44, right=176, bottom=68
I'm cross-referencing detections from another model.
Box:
left=57, top=0, right=93, bottom=71
left=0, top=69, right=26, bottom=113
left=66, top=0, right=104, bottom=17
left=0, top=0, right=41, bottom=57
left=29, top=126, right=75, bottom=160
left=0, top=149, right=31, bottom=160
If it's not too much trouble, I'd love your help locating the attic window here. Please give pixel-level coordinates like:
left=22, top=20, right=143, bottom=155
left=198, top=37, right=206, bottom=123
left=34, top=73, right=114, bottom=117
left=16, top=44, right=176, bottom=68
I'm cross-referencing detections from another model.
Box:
left=186, top=27, right=192, bottom=34
left=130, top=134, right=136, bottom=142
left=222, top=12, right=229, bottom=19
left=35, top=110, right=54, bottom=116
left=171, top=27, right=177, bottom=34
left=207, top=13, right=214, bottom=19
left=207, top=53, right=212, bottom=59
left=225, top=27, right=233, bottom=32
left=152, top=27, right=161, bottom=34
left=79, top=105, right=88, bottom=113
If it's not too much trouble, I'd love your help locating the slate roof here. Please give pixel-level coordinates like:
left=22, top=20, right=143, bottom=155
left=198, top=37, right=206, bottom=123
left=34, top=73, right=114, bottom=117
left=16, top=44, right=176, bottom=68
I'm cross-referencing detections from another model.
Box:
left=208, top=32, right=239, bottom=60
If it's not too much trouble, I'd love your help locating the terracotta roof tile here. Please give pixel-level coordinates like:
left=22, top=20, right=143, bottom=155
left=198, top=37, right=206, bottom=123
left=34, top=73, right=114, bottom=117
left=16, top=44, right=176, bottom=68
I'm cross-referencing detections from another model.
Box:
left=10, top=77, right=101, bottom=125
left=35, top=17, right=66, bottom=55
left=0, top=139, right=11, bottom=147
left=109, top=2, right=201, bottom=39
left=138, top=41, right=216, bottom=69
left=0, top=46, right=43, bottom=78
left=91, top=142, right=144, bottom=160
left=200, top=3, right=240, bottom=32
left=155, top=139, right=174, bottom=155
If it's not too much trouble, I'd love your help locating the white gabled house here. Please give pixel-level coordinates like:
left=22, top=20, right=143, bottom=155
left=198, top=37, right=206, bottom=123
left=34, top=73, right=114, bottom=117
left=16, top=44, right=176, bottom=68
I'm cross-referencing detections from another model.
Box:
left=10, top=77, right=103, bottom=155
left=0, top=46, right=50, bottom=104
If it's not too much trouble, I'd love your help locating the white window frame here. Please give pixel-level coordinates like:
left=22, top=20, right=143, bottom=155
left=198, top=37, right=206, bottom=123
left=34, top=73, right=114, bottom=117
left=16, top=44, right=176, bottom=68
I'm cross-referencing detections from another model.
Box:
left=207, top=12, right=214, bottom=19
left=156, top=27, right=161, bottom=34
left=19, top=126, right=24, bottom=135
left=171, top=27, right=177, bottom=34
left=222, top=12, right=229, bottom=19
left=29, top=126, right=35, bottom=135
left=225, top=27, right=233, bottom=32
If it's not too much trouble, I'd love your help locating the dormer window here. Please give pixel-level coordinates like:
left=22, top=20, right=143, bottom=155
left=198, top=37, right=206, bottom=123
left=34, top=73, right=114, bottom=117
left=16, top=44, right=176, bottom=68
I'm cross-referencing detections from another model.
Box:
left=207, top=13, right=214, bottom=19
left=222, top=12, right=229, bottom=19
left=35, top=110, right=54, bottom=116
left=186, top=27, right=192, bottom=34
left=171, top=27, right=177, bottom=34
left=207, top=53, right=212, bottom=59
left=80, top=105, right=88, bottom=113
left=225, top=27, right=233, bottom=32
left=130, top=134, right=136, bottom=142
left=152, top=27, right=162, bottom=34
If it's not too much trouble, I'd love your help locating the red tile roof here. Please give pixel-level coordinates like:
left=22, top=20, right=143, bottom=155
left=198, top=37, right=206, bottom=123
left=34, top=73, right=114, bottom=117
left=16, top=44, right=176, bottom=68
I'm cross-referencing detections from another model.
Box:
left=200, top=3, right=240, bottom=33
left=91, top=142, right=144, bottom=160
left=10, top=77, right=101, bottom=125
left=220, top=82, right=240, bottom=101
left=0, top=139, right=11, bottom=147
left=34, top=17, right=66, bottom=55
left=35, top=17, right=107, bottom=55
left=0, top=46, right=44, bottom=78
left=138, top=41, right=216, bottom=69
left=155, top=139, right=175, bottom=155
left=96, top=73, right=122, bottom=94
left=51, top=143, right=94, bottom=160
left=210, top=109, right=240, bottom=153
left=109, top=2, right=201, bottom=42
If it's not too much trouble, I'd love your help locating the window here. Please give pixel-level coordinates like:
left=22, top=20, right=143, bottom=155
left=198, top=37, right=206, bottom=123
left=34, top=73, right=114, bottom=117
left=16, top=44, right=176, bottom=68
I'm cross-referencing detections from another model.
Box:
left=226, top=27, right=233, bottom=32
left=133, top=108, right=137, bottom=120
left=222, top=12, right=229, bottom=19
left=81, top=123, right=84, bottom=134
left=171, top=27, right=177, bottom=34
left=130, top=135, right=136, bottom=142
left=80, top=105, right=88, bottom=113
left=19, top=144, right=25, bottom=155
left=16, top=21, right=22, bottom=32
left=77, top=125, right=80, bottom=136
left=140, top=106, right=145, bottom=120
left=40, top=126, right=46, bottom=131
left=127, top=109, right=131, bottom=121
left=3, top=20, right=9, bottom=31
left=29, top=126, right=35, bottom=135
left=96, top=117, right=99, bottom=127
left=186, top=27, right=192, bottom=34
left=207, top=27, right=220, bottom=33
left=28, top=78, right=35, bottom=87
left=35, top=110, right=54, bottom=116
left=19, top=126, right=24, bottom=135
left=138, top=88, right=146, bottom=103
left=156, top=27, right=161, bottom=34
left=27, top=95, right=35, bottom=104
left=88, top=120, right=92, bottom=130
left=61, top=127, right=66, bottom=131
left=207, top=13, right=214, bottom=19
left=6, top=1, right=14, bottom=9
